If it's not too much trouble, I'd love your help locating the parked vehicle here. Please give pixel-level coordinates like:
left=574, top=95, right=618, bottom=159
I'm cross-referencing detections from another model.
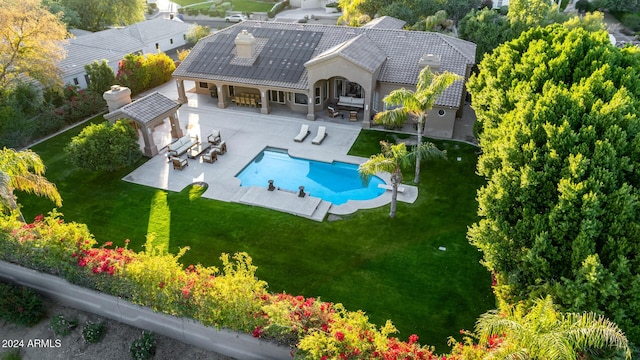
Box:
left=225, top=14, right=247, bottom=23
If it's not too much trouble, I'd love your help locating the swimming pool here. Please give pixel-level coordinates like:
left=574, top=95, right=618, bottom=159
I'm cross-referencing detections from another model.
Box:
left=236, top=148, right=386, bottom=205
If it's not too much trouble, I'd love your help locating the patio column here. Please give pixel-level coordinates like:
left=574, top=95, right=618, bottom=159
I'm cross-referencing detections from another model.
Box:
left=306, top=101, right=316, bottom=121
left=169, top=114, right=183, bottom=138
left=260, top=90, right=269, bottom=114
left=176, top=79, right=187, bottom=104
left=141, top=127, right=159, bottom=157
left=216, top=85, right=227, bottom=108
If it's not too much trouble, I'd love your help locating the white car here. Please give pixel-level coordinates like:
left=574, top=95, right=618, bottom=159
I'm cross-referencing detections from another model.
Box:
left=225, top=14, right=247, bottom=23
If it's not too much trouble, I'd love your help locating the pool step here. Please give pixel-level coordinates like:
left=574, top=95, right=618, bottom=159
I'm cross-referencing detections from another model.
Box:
left=236, top=186, right=327, bottom=221
left=309, top=200, right=332, bottom=221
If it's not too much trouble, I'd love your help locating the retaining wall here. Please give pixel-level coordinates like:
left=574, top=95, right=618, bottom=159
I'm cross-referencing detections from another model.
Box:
left=0, top=260, right=291, bottom=360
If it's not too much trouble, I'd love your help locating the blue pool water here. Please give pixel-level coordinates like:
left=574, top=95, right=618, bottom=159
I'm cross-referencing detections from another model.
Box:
left=236, top=148, right=386, bottom=205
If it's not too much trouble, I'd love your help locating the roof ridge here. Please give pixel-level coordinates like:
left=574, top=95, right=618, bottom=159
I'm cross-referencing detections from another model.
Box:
left=432, top=33, right=476, bottom=63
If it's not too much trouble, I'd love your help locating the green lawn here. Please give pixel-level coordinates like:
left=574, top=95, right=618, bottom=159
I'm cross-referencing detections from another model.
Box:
left=174, top=0, right=274, bottom=13
left=21, top=119, right=494, bottom=352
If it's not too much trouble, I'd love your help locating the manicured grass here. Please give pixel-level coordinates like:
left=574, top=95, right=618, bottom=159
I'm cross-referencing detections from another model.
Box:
left=174, top=0, right=275, bottom=13
left=20, top=122, right=494, bottom=352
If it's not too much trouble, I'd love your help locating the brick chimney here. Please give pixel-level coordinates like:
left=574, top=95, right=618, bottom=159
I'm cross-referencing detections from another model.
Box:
left=235, top=30, right=257, bottom=58
left=419, top=54, right=441, bottom=73
left=103, top=85, right=132, bottom=112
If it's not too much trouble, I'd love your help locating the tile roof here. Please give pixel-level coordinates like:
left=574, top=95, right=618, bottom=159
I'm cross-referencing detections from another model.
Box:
left=306, top=34, right=387, bottom=73
left=125, top=18, right=191, bottom=44
left=59, top=29, right=144, bottom=77
left=174, top=20, right=476, bottom=107
left=59, top=19, right=190, bottom=77
left=110, top=92, right=180, bottom=125
left=361, top=16, right=406, bottom=30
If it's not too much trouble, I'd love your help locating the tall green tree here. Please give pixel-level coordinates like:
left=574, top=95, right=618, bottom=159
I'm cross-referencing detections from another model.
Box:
left=359, top=141, right=445, bottom=218
left=476, top=296, right=631, bottom=359
left=458, top=8, right=513, bottom=60
left=373, top=66, right=459, bottom=183
left=84, top=60, right=116, bottom=95
left=60, top=0, right=145, bottom=31
left=0, top=148, right=62, bottom=222
left=0, top=0, right=69, bottom=88
left=467, top=24, right=640, bottom=341
left=593, top=0, right=640, bottom=12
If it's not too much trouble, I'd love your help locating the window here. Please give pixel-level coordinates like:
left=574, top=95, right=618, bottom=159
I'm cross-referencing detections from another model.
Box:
left=73, top=78, right=79, bottom=85
left=314, top=86, right=321, bottom=105
left=155, top=43, right=159, bottom=49
left=84, top=74, right=90, bottom=86
left=269, top=90, right=285, bottom=103
left=438, top=109, right=446, bottom=117
left=183, top=34, right=187, bottom=40
left=170, top=38, right=174, bottom=44
left=373, top=92, right=379, bottom=112
left=199, top=82, right=209, bottom=89
left=228, top=85, right=235, bottom=96
left=294, top=93, right=308, bottom=105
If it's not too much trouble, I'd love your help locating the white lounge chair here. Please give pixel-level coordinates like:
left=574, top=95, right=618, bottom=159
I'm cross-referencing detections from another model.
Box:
left=312, top=126, right=327, bottom=145
left=294, top=124, right=310, bottom=142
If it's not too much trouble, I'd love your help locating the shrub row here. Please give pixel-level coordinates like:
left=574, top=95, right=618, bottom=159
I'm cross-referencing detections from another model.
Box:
left=0, top=212, right=494, bottom=359
left=267, top=0, right=289, bottom=18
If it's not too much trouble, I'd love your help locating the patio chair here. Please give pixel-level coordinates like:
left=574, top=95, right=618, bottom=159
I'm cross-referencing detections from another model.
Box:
left=172, top=157, right=188, bottom=170
left=208, top=130, right=221, bottom=145
left=294, top=124, right=311, bottom=142
left=250, top=98, right=257, bottom=107
left=202, top=148, right=218, bottom=163
left=312, top=126, right=327, bottom=145
left=212, top=141, right=227, bottom=155
left=349, top=111, right=358, bottom=122
left=327, top=106, right=343, bottom=118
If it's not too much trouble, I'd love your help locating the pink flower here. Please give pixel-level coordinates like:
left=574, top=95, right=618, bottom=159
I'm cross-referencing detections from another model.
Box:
left=104, top=241, right=113, bottom=247
left=409, top=334, right=419, bottom=344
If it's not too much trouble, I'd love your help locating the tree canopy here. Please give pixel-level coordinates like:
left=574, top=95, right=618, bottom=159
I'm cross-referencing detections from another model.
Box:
left=59, top=0, right=146, bottom=31
left=467, top=24, right=640, bottom=341
left=0, top=0, right=69, bottom=88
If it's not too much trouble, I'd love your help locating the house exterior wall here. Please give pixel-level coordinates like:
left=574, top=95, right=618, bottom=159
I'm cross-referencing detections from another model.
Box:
left=142, top=33, right=188, bottom=54
left=425, top=106, right=456, bottom=138
left=306, top=56, right=379, bottom=121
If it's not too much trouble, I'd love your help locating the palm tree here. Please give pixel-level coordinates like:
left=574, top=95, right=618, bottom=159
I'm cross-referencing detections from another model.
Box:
left=373, top=66, right=460, bottom=183
left=0, top=148, right=62, bottom=222
left=475, top=296, right=632, bottom=359
left=359, top=141, right=445, bottom=218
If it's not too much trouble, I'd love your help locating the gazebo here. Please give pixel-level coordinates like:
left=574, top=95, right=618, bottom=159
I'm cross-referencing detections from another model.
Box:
left=103, top=86, right=182, bottom=157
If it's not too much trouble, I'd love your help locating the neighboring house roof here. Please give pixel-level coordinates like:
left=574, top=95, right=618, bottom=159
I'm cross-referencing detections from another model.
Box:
left=59, top=29, right=144, bottom=78
left=361, top=16, right=406, bottom=30
left=124, top=18, right=191, bottom=46
left=174, top=20, right=476, bottom=108
left=105, top=92, right=180, bottom=125
left=59, top=19, right=190, bottom=78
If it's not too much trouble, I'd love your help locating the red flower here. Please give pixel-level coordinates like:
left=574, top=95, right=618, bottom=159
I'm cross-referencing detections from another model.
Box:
left=104, top=241, right=113, bottom=247
left=252, top=326, right=263, bottom=338
left=334, top=331, right=345, bottom=341
left=34, top=214, right=44, bottom=223
left=409, top=334, right=419, bottom=344
left=158, top=281, right=165, bottom=289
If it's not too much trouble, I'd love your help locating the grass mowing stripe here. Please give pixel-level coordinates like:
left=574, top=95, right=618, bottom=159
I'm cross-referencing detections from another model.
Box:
left=19, top=122, right=494, bottom=352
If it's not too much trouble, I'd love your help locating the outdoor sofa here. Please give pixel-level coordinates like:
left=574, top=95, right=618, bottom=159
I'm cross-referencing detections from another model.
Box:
left=167, top=135, right=199, bottom=157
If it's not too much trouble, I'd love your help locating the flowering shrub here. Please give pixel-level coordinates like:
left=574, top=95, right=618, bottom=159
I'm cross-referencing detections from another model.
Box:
left=0, top=211, right=95, bottom=280
left=0, top=211, right=501, bottom=358
left=50, top=314, right=78, bottom=336
left=0, top=282, right=46, bottom=327
left=130, top=331, right=156, bottom=360
left=82, top=321, right=106, bottom=343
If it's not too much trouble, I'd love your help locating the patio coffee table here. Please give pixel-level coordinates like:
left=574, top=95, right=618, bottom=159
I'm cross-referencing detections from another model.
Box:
left=187, top=143, right=211, bottom=159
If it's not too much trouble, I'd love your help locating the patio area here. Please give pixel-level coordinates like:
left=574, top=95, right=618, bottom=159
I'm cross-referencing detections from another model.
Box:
left=124, top=81, right=418, bottom=221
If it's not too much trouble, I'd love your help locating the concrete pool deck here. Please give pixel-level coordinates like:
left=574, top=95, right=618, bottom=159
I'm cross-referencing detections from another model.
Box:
left=123, top=81, right=418, bottom=221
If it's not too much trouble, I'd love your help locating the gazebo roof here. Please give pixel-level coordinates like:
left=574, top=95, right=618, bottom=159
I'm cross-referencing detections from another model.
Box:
left=104, top=92, right=180, bottom=125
